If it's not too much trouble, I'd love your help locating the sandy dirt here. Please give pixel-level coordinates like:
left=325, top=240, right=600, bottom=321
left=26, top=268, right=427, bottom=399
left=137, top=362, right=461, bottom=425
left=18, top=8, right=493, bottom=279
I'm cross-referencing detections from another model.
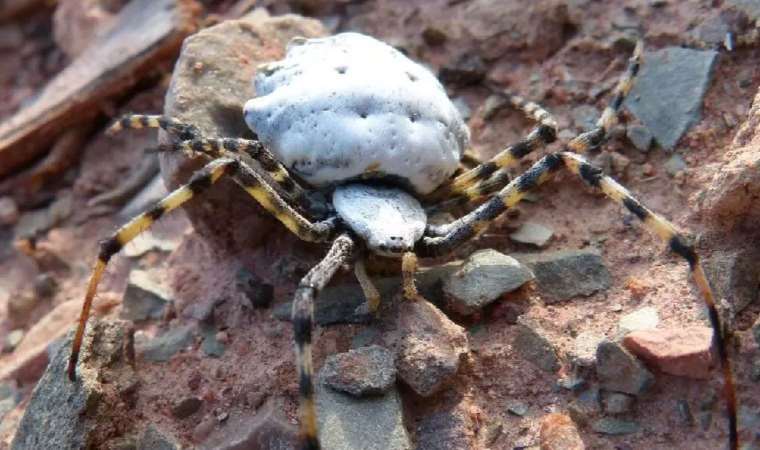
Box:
left=0, top=0, right=758, bottom=449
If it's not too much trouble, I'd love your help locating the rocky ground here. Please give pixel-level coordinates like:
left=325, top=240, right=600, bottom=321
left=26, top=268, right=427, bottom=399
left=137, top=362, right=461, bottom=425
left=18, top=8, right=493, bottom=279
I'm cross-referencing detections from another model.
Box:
left=0, top=0, right=759, bottom=449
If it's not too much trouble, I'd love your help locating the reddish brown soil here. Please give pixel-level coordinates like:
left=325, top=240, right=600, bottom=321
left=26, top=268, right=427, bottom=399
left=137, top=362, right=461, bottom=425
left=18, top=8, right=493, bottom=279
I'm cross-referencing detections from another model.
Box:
left=1, top=1, right=758, bottom=449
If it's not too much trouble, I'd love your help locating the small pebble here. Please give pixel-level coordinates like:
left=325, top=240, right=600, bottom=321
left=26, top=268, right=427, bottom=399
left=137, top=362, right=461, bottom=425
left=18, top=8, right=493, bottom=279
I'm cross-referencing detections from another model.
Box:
left=507, top=401, right=529, bottom=416
left=664, top=154, right=687, bottom=176
left=33, top=273, right=58, bottom=299
left=592, top=418, right=640, bottom=435
left=626, top=125, right=653, bottom=152
left=3, top=329, right=24, bottom=353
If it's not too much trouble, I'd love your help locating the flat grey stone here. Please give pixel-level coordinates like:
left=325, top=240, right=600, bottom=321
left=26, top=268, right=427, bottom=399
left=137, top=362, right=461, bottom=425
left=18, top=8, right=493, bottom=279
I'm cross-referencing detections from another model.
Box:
left=138, top=425, right=179, bottom=450
left=443, top=249, right=533, bottom=314
left=322, top=345, right=396, bottom=397
left=317, top=372, right=411, bottom=450
left=704, top=248, right=760, bottom=314
left=509, top=222, right=554, bottom=247
left=514, top=317, right=560, bottom=373
left=592, top=418, right=640, bottom=435
left=122, top=269, right=170, bottom=321
left=200, top=325, right=225, bottom=358
left=596, top=340, right=654, bottom=395
left=140, top=325, right=194, bottom=362
left=664, top=154, right=687, bottom=176
left=515, top=249, right=611, bottom=303
left=624, top=47, right=718, bottom=150
left=199, top=400, right=296, bottom=450
left=626, top=124, right=653, bottom=152
left=507, top=401, right=529, bottom=416
left=415, top=407, right=473, bottom=450
left=603, top=392, right=634, bottom=414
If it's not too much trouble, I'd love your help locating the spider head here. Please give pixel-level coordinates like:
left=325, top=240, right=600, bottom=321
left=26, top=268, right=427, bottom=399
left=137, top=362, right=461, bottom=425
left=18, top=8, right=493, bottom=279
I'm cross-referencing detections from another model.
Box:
left=332, top=183, right=426, bottom=258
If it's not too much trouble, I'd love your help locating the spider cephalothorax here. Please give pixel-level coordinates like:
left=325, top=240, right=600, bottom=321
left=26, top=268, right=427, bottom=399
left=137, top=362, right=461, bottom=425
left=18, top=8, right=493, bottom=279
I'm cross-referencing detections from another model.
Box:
left=67, top=33, right=738, bottom=449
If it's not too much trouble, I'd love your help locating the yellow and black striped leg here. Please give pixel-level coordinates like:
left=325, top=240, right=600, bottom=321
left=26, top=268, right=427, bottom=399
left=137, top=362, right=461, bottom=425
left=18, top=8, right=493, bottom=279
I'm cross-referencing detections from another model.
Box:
left=292, top=233, right=355, bottom=450
left=401, top=252, right=425, bottom=302
left=354, top=258, right=381, bottom=314
left=427, top=93, right=557, bottom=204
left=161, top=138, right=315, bottom=214
left=417, top=151, right=738, bottom=449
left=67, top=158, right=238, bottom=380
left=228, top=158, right=334, bottom=243
left=107, top=114, right=201, bottom=141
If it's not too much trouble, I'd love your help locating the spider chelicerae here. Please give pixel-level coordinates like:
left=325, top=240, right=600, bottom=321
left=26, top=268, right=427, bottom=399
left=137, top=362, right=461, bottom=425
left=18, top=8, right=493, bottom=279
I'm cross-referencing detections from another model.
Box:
left=66, top=33, right=738, bottom=449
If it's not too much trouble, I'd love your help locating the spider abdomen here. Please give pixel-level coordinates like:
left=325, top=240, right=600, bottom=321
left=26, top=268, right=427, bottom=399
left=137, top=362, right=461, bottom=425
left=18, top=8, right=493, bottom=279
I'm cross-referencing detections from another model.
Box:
left=243, top=32, right=470, bottom=195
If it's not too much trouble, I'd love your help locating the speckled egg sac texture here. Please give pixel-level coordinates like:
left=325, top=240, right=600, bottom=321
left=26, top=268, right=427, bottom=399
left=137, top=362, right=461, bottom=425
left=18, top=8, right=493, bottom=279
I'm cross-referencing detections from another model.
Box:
left=243, top=32, right=470, bottom=195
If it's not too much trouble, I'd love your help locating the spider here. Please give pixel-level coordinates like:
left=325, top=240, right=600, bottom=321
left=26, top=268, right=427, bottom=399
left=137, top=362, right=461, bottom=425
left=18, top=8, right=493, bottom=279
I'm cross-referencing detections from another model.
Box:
left=66, top=33, right=738, bottom=449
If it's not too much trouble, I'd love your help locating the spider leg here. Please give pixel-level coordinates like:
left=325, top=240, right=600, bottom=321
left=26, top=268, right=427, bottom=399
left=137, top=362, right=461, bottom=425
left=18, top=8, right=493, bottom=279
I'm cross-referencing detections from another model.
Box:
left=429, top=40, right=643, bottom=212
left=427, top=91, right=558, bottom=203
left=417, top=151, right=738, bottom=449
left=107, top=114, right=201, bottom=141
left=292, top=233, right=355, bottom=450
left=401, top=251, right=425, bottom=301
left=68, top=158, right=237, bottom=380
left=354, top=257, right=381, bottom=314
left=228, top=156, right=335, bottom=242
left=161, top=138, right=314, bottom=207
left=108, top=114, right=318, bottom=215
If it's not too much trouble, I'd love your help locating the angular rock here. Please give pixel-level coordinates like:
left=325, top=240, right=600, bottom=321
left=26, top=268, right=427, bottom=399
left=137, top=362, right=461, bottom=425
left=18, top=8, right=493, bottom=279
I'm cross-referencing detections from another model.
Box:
left=0, top=0, right=199, bottom=178
left=160, top=11, right=325, bottom=250
left=664, top=154, right=687, bottom=176
left=568, top=387, right=601, bottom=426
left=539, top=413, right=585, bottom=450
left=415, top=404, right=474, bottom=450
left=602, top=392, right=634, bottom=414
left=704, top=248, right=760, bottom=313
left=623, top=327, right=713, bottom=379
left=626, top=124, right=653, bottom=152
left=591, top=418, right=640, bottom=435
left=122, top=269, right=171, bottom=321
left=701, top=88, right=760, bottom=227
left=322, top=345, right=396, bottom=397
left=317, top=371, right=411, bottom=450
left=596, top=340, right=654, bottom=395
left=11, top=320, right=134, bottom=450
left=624, top=47, right=718, bottom=150
left=138, top=425, right=180, bottom=450
left=395, top=300, right=469, bottom=397
left=570, top=331, right=605, bottom=367
left=514, top=317, right=561, bottom=373
left=617, top=306, right=659, bottom=337
left=199, top=400, right=297, bottom=450
left=443, top=249, right=533, bottom=315
left=139, top=324, right=194, bottom=362
left=515, top=250, right=611, bottom=303
left=509, top=222, right=554, bottom=247
left=200, top=325, right=225, bottom=358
